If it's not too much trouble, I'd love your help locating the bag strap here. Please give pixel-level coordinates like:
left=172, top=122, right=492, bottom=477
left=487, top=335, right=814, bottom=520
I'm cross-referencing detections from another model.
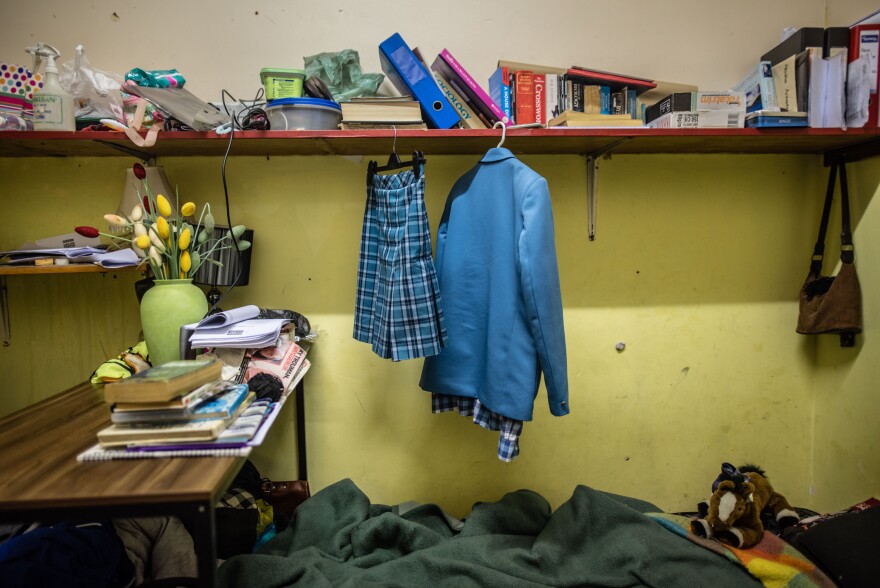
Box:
left=810, top=160, right=853, bottom=275
left=838, top=161, right=854, bottom=264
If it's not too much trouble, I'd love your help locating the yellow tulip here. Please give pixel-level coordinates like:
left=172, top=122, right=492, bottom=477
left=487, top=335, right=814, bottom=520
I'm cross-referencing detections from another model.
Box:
left=181, top=250, right=192, bottom=273
left=156, top=216, right=170, bottom=240
left=135, top=234, right=151, bottom=250
left=181, top=202, right=196, bottom=216
left=178, top=227, right=191, bottom=250
left=156, top=194, right=172, bottom=217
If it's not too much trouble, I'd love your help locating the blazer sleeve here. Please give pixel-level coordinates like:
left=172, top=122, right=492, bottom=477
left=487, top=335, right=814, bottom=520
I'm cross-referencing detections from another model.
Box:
left=518, top=176, right=570, bottom=416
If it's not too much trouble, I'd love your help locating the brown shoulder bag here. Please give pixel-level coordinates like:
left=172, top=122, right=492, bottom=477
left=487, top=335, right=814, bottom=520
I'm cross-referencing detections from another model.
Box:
left=796, top=160, right=862, bottom=347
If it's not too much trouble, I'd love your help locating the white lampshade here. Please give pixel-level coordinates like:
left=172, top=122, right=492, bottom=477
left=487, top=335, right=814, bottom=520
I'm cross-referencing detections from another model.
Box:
left=115, top=164, right=178, bottom=223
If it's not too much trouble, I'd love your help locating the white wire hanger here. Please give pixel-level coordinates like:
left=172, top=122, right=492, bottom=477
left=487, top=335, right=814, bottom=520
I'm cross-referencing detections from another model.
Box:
left=493, top=121, right=507, bottom=148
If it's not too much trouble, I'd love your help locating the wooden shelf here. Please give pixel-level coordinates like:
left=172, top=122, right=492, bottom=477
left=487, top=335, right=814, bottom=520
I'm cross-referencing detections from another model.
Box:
left=1, top=128, right=879, bottom=159
left=0, top=264, right=144, bottom=276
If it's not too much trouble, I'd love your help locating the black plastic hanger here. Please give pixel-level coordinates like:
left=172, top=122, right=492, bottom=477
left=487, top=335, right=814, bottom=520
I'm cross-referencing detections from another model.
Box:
left=367, top=127, right=426, bottom=186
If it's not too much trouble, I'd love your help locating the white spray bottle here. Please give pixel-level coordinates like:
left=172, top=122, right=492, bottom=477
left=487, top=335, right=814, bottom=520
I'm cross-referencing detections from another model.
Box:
left=26, top=43, right=75, bottom=131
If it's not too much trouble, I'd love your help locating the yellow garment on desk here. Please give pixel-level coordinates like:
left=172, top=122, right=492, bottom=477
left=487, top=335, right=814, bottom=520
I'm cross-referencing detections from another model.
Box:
left=90, top=341, right=151, bottom=384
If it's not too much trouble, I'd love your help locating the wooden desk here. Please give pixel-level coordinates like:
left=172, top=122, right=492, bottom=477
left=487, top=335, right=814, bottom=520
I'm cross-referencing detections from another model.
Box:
left=0, top=381, right=246, bottom=587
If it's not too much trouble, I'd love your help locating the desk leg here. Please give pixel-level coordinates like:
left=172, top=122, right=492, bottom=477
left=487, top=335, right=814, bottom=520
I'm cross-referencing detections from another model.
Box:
left=190, top=501, right=218, bottom=587
left=296, top=379, right=307, bottom=481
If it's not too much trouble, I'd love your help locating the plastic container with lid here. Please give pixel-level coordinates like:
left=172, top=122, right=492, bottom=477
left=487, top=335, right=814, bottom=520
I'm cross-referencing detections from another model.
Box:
left=265, top=97, right=342, bottom=130
left=259, top=68, right=305, bottom=100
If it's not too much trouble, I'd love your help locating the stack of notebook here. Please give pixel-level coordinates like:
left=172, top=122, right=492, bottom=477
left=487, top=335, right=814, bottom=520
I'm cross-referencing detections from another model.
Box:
left=80, top=358, right=272, bottom=461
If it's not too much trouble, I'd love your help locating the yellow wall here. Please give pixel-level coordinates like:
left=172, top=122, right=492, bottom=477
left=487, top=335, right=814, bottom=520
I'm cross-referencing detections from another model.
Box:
left=1, top=0, right=878, bottom=517
left=2, top=152, right=877, bottom=517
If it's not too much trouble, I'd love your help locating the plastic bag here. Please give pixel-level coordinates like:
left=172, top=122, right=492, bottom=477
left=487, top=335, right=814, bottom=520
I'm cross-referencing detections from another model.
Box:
left=59, top=45, right=124, bottom=122
left=303, top=49, right=383, bottom=101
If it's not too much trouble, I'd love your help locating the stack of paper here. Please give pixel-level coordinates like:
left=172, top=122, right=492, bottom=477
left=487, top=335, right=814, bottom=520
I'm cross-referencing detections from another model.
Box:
left=0, top=246, right=141, bottom=268
left=189, top=318, right=291, bottom=348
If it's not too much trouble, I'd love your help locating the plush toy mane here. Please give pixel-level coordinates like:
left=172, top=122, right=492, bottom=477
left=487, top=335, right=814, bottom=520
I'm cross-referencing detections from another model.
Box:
left=691, top=462, right=799, bottom=549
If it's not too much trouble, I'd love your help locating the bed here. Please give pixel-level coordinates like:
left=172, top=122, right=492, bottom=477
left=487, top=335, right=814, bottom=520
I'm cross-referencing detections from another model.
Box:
left=216, top=478, right=839, bottom=588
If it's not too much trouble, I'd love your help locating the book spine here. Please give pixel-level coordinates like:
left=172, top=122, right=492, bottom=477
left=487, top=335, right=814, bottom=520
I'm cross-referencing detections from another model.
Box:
left=433, top=71, right=484, bottom=129
left=611, top=90, right=625, bottom=115
left=581, top=85, right=600, bottom=114
left=695, top=91, right=746, bottom=111
left=488, top=66, right=512, bottom=119
left=758, top=61, right=779, bottom=111
left=533, top=74, right=546, bottom=124
left=444, top=73, right=493, bottom=127
left=626, top=88, right=638, bottom=118
left=599, top=86, right=611, bottom=114
left=772, top=57, right=798, bottom=112
left=644, top=92, right=696, bottom=123
left=439, top=49, right=511, bottom=126
left=545, top=73, right=560, bottom=120
left=570, top=79, right=584, bottom=112
left=514, top=71, right=536, bottom=124
left=501, top=69, right=512, bottom=119
left=647, top=111, right=745, bottom=128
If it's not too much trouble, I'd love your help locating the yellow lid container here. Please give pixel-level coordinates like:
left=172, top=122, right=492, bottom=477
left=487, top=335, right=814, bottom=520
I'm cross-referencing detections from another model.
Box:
left=259, top=68, right=305, bottom=100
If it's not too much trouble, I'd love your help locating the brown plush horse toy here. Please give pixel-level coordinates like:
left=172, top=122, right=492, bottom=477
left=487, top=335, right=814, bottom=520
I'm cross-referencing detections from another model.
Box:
left=691, top=463, right=800, bottom=548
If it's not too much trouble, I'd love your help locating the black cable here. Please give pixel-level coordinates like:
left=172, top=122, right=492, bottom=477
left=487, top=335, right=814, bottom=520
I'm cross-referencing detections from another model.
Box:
left=220, top=88, right=269, bottom=131
left=203, top=89, right=248, bottom=316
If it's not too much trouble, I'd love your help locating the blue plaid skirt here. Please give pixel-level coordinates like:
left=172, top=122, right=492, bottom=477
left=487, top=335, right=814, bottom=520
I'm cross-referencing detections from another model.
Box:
left=432, top=394, right=524, bottom=462
left=353, top=167, right=446, bottom=361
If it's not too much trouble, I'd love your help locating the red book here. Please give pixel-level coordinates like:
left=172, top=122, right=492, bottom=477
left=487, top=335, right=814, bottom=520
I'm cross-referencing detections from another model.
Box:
left=533, top=74, right=546, bottom=124
left=849, top=24, right=880, bottom=127
left=565, top=66, right=656, bottom=94
left=514, top=71, right=535, bottom=124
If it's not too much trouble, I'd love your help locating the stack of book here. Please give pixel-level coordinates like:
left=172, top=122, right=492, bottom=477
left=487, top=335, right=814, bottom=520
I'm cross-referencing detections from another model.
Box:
left=490, top=61, right=657, bottom=125
left=94, top=359, right=257, bottom=451
left=339, top=96, right=427, bottom=130
left=80, top=306, right=313, bottom=461
left=547, top=111, right=644, bottom=128
left=645, top=91, right=746, bottom=128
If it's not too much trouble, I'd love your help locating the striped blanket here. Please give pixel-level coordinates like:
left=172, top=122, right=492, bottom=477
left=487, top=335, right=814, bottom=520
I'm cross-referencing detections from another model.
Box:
left=648, top=513, right=836, bottom=588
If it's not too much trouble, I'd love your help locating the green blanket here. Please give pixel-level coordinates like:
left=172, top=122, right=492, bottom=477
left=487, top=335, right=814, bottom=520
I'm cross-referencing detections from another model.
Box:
left=217, top=478, right=762, bottom=588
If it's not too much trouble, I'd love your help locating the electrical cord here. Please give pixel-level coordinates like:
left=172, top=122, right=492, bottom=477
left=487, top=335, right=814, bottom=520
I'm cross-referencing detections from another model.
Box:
left=202, top=89, right=250, bottom=316
left=220, top=87, right=269, bottom=131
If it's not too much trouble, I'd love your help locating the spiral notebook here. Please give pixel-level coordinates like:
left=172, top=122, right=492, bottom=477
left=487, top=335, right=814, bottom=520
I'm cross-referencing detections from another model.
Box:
left=76, top=443, right=252, bottom=462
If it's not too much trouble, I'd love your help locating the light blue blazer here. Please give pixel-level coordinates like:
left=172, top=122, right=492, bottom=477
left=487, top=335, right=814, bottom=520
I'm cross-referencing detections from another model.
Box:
left=420, top=148, right=569, bottom=421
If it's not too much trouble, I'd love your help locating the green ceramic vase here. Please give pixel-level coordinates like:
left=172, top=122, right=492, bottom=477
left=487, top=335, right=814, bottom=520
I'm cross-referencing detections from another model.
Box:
left=139, top=279, right=208, bottom=367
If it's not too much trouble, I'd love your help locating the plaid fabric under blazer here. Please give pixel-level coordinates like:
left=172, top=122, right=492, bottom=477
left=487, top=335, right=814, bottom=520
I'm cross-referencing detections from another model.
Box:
left=420, top=148, right=569, bottom=422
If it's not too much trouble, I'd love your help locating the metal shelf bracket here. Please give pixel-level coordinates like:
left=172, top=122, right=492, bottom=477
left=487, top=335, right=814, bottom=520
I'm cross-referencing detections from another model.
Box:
left=585, top=138, right=631, bottom=241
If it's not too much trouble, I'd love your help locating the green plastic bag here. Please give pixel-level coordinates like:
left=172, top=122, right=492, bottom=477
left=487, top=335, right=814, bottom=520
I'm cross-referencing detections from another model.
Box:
left=303, top=49, right=383, bottom=101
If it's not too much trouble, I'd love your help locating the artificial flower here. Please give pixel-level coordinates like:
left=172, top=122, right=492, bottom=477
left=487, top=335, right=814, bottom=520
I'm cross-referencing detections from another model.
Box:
left=155, top=216, right=170, bottom=240
left=180, top=250, right=191, bottom=273
left=156, top=194, right=172, bottom=217
left=178, top=227, right=191, bottom=250
left=104, top=214, right=128, bottom=227
left=84, top=163, right=251, bottom=281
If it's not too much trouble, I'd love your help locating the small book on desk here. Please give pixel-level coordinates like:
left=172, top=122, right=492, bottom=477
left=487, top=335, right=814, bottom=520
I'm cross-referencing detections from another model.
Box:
left=110, top=381, right=250, bottom=424
left=77, top=443, right=253, bottom=461
left=103, top=358, right=222, bottom=404
left=97, top=393, right=253, bottom=447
